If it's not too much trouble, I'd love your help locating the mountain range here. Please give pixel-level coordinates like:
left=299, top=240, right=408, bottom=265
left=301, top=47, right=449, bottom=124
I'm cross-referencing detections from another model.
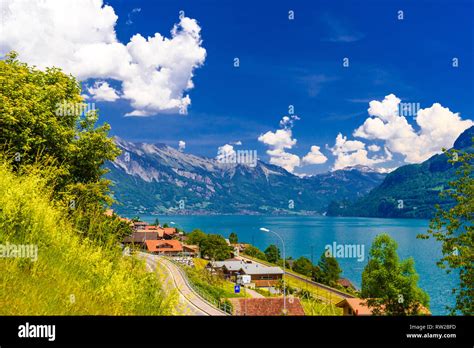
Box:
left=106, top=126, right=472, bottom=218
left=327, top=126, right=474, bottom=218
left=106, top=138, right=386, bottom=216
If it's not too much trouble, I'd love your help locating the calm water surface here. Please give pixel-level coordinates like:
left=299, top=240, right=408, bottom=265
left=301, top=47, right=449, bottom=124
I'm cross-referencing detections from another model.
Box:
left=137, top=215, right=457, bottom=315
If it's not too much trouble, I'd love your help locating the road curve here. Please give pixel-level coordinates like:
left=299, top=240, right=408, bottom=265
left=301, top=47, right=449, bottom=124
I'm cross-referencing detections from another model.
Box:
left=139, top=252, right=227, bottom=316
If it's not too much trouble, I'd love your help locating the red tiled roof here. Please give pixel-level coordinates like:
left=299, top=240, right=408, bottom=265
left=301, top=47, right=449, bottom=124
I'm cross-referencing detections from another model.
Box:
left=146, top=240, right=183, bottom=253
left=163, top=227, right=177, bottom=235
left=228, top=297, right=305, bottom=316
left=337, top=278, right=355, bottom=288
left=336, top=298, right=374, bottom=315
left=336, top=298, right=431, bottom=316
left=123, top=231, right=159, bottom=243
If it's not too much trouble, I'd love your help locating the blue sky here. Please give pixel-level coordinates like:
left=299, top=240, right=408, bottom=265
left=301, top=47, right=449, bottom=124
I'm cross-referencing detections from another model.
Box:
left=2, top=0, right=473, bottom=174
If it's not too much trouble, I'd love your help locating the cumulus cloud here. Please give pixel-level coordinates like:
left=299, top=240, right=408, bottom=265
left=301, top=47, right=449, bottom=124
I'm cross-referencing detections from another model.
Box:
left=279, top=115, right=300, bottom=130
left=258, top=129, right=297, bottom=150
left=266, top=148, right=301, bottom=172
left=302, top=146, right=328, bottom=165
left=354, top=94, right=473, bottom=163
left=178, top=140, right=186, bottom=152
left=329, top=133, right=392, bottom=170
left=86, top=81, right=120, bottom=101
left=368, top=144, right=381, bottom=152
left=259, top=115, right=327, bottom=173
left=216, top=144, right=236, bottom=162
left=0, top=0, right=206, bottom=116
left=258, top=116, right=301, bottom=173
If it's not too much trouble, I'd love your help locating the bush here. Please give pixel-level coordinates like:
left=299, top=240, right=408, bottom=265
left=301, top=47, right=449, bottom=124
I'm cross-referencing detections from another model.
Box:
left=243, top=245, right=267, bottom=260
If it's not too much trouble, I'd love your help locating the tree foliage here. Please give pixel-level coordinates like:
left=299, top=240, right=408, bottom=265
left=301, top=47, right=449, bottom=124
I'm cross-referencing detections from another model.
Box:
left=186, top=229, right=207, bottom=245
left=312, top=252, right=341, bottom=287
left=0, top=52, right=119, bottom=209
left=229, top=232, right=238, bottom=244
left=361, top=234, right=429, bottom=315
left=418, top=146, right=473, bottom=315
left=292, top=256, right=313, bottom=277
left=243, top=245, right=267, bottom=261
left=199, top=234, right=232, bottom=261
left=264, top=244, right=281, bottom=263
left=0, top=52, right=121, bottom=241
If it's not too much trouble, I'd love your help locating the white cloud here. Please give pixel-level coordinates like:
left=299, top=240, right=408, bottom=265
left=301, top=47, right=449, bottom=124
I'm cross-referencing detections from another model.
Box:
left=368, top=144, right=381, bottom=152
left=231, top=140, right=242, bottom=146
left=329, top=133, right=391, bottom=170
left=86, top=81, right=120, bottom=101
left=258, top=129, right=297, bottom=150
left=279, top=115, right=300, bottom=129
left=216, top=144, right=236, bottom=162
left=302, top=146, right=328, bottom=165
left=178, top=140, right=186, bottom=152
left=258, top=116, right=301, bottom=173
left=354, top=94, right=473, bottom=163
left=266, top=148, right=301, bottom=173
left=259, top=115, right=328, bottom=172
left=0, top=0, right=206, bottom=116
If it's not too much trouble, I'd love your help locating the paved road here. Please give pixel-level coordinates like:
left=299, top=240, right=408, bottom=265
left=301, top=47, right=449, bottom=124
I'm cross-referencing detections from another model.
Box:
left=139, top=252, right=227, bottom=316
left=238, top=255, right=354, bottom=300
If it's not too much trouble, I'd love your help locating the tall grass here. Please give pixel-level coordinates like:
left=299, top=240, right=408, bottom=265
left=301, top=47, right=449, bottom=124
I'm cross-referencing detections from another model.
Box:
left=0, top=162, right=176, bottom=315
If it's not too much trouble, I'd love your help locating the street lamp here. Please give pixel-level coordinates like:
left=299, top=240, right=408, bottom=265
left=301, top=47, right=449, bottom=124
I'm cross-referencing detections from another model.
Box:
left=260, top=227, right=287, bottom=315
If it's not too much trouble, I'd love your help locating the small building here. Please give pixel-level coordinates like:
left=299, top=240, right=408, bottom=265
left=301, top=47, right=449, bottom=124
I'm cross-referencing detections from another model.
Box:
left=206, top=260, right=247, bottom=278
left=123, top=231, right=159, bottom=248
left=336, top=298, right=374, bottom=316
left=336, top=298, right=431, bottom=316
left=132, top=221, right=148, bottom=231
left=182, top=244, right=200, bottom=257
left=206, top=260, right=283, bottom=288
left=145, top=240, right=183, bottom=256
left=239, top=263, right=284, bottom=288
left=228, top=298, right=305, bottom=316
left=163, top=227, right=178, bottom=239
left=337, top=278, right=357, bottom=291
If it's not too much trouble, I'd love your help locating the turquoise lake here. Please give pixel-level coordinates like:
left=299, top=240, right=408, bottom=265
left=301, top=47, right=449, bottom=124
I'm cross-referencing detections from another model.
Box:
left=137, top=215, right=457, bottom=315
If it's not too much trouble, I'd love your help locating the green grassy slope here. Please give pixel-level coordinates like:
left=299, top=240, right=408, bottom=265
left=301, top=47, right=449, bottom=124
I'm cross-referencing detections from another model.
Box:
left=0, top=162, right=176, bottom=315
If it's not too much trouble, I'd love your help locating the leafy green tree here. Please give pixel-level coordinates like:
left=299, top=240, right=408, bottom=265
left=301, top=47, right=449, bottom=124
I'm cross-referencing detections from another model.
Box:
left=152, top=218, right=160, bottom=226
left=186, top=229, right=207, bottom=245
left=264, top=244, right=281, bottom=263
left=243, top=245, right=266, bottom=260
left=362, top=234, right=429, bottom=315
left=229, top=232, right=238, bottom=244
left=292, top=256, right=313, bottom=277
left=418, top=147, right=473, bottom=315
left=0, top=52, right=119, bottom=212
left=312, top=252, right=341, bottom=286
left=200, top=234, right=232, bottom=261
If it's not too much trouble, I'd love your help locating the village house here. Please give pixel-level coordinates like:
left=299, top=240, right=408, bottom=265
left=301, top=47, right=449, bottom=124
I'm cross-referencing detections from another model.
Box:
left=228, top=298, right=305, bottom=316
left=182, top=244, right=200, bottom=258
left=336, top=298, right=431, bottom=316
left=145, top=240, right=183, bottom=256
left=239, top=263, right=284, bottom=288
left=206, top=259, right=284, bottom=288
left=132, top=221, right=148, bottom=232
left=123, top=231, right=159, bottom=248
left=162, top=227, right=178, bottom=239
left=337, top=278, right=357, bottom=291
